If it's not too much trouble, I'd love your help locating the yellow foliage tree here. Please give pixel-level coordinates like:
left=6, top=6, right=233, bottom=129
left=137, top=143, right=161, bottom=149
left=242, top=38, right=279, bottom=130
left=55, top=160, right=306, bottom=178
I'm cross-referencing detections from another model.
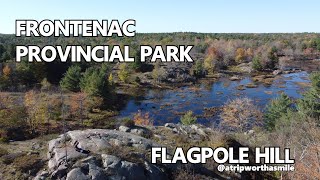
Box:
left=235, top=48, right=246, bottom=64
left=118, top=64, right=130, bottom=83
left=204, top=47, right=219, bottom=74
left=24, top=91, right=49, bottom=133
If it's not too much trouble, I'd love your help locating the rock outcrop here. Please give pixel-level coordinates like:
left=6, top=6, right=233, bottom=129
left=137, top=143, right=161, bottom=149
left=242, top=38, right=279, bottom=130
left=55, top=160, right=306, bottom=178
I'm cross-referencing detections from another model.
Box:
left=39, top=129, right=164, bottom=180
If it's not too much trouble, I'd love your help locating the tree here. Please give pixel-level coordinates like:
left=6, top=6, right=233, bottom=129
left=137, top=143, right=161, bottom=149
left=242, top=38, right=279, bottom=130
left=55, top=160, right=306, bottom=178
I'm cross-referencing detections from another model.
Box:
left=0, top=45, right=5, bottom=62
left=60, top=65, right=82, bottom=92
left=252, top=55, right=262, bottom=71
left=118, top=64, right=130, bottom=83
left=129, top=46, right=143, bottom=72
left=24, top=91, right=49, bottom=134
left=267, top=46, right=279, bottom=69
left=1, top=52, right=10, bottom=61
left=264, top=93, right=292, bottom=131
left=235, top=48, right=246, bottom=64
left=80, top=66, right=111, bottom=99
left=297, top=72, right=320, bottom=119
left=191, top=60, right=205, bottom=78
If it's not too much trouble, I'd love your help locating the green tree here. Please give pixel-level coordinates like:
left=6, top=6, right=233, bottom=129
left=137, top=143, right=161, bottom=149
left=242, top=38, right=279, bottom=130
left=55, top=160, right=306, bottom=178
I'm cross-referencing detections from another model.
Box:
left=252, top=55, right=262, bottom=71
left=60, top=65, right=82, bottom=92
left=264, top=93, right=292, bottom=131
left=191, top=60, right=205, bottom=78
left=80, top=66, right=111, bottom=99
left=1, top=52, right=10, bottom=61
left=129, top=46, right=142, bottom=72
left=0, top=45, right=5, bottom=62
left=267, top=46, right=279, bottom=69
left=297, top=72, right=320, bottom=119
left=180, top=111, right=197, bottom=125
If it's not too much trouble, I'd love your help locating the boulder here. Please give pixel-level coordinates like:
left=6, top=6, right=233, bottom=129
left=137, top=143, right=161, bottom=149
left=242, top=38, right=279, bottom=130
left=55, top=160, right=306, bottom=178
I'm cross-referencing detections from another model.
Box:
left=273, top=69, right=282, bottom=75
left=66, top=168, right=89, bottom=180
left=229, top=76, right=242, bottom=81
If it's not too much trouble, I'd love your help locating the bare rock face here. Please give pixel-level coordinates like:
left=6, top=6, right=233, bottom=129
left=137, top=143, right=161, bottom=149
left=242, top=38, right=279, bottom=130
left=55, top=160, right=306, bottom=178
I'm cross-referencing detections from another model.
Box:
left=40, top=129, right=165, bottom=180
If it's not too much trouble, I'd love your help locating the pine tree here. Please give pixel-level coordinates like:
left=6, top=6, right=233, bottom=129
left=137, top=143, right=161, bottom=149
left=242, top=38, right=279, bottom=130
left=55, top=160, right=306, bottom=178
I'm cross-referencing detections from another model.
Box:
left=264, top=93, right=292, bottom=131
left=60, top=65, right=82, bottom=92
left=252, top=55, right=262, bottom=71
left=297, top=72, right=320, bottom=119
left=80, top=67, right=111, bottom=99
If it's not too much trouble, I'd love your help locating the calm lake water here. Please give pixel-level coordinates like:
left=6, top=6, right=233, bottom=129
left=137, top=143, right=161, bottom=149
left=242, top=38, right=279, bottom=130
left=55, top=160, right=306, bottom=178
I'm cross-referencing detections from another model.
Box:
left=118, top=72, right=310, bottom=126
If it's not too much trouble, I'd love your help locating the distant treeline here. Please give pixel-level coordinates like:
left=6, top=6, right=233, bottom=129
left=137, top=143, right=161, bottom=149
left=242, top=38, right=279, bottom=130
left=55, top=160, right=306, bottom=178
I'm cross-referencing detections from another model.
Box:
left=0, top=33, right=320, bottom=90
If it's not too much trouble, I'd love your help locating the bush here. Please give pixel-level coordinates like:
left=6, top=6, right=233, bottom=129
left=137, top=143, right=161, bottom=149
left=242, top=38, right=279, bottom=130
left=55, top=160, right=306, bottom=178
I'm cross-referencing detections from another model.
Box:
left=191, top=60, right=205, bottom=78
left=121, top=117, right=135, bottom=127
left=40, top=78, right=52, bottom=91
left=220, top=98, right=262, bottom=132
left=133, top=110, right=153, bottom=126
left=264, top=93, right=292, bottom=131
left=0, top=147, right=8, bottom=157
left=180, top=111, right=197, bottom=125
left=152, top=63, right=166, bottom=83
left=0, top=102, right=29, bottom=141
left=13, top=154, right=43, bottom=174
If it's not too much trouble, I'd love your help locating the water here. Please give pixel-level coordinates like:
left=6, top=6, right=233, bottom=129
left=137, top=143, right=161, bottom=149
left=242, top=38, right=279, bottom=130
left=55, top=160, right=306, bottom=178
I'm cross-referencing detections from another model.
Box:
left=118, top=72, right=310, bottom=126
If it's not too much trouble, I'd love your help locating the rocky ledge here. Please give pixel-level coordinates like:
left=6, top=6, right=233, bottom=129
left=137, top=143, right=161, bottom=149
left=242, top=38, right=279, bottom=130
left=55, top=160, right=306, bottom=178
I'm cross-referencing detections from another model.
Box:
left=34, top=124, right=252, bottom=180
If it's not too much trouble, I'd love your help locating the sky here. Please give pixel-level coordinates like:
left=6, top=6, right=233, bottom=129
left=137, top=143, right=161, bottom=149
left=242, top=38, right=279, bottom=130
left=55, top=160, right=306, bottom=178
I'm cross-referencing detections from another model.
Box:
left=0, top=0, right=319, bottom=34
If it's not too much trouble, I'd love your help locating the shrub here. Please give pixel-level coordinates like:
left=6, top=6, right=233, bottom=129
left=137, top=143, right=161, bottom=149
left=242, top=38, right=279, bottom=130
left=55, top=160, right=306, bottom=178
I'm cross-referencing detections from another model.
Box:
left=133, top=110, right=153, bottom=126
left=310, top=71, right=320, bottom=91
left=264, top=93, right=292, bottom=131
left=13, top=154, right=43, bottom=174
left=221, top=98, right=262, bottom=132
left=180, top=110, right=197, bottom=125
left=191, top=60, right=205, bottom=78
left=40, top=78, right=52, bottom=91
left=121, top=117, right=135, bottom=127
left=0, top=147, right=8, bottom=157
left=152, top=63, right=166, bottom=83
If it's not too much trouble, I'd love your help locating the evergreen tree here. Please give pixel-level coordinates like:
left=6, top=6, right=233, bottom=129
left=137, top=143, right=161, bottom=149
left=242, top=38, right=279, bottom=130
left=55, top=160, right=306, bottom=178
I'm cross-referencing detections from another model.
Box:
left=252, top=55, right=262, bottom=71
left=80, top=66, right=111, bottom=99
left=0, top=44, right=5, bottom=62
left=60, top=65, right=82, bottom=92
left=297, top=72, right=320, bottom=119
left=264, top=93, right=292, bottom=131
left=267, top=46, right=279, bottom=69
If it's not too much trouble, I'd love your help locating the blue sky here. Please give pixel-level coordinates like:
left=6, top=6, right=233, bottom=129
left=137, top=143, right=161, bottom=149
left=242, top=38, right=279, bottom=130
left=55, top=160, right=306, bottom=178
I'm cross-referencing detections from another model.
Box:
left=0, top=0, right=319, bottom=34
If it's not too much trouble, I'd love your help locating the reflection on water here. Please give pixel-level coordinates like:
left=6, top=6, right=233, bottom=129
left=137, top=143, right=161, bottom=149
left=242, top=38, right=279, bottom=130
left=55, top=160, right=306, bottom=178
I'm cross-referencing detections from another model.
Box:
left=118, top=72, right=310, bottom=126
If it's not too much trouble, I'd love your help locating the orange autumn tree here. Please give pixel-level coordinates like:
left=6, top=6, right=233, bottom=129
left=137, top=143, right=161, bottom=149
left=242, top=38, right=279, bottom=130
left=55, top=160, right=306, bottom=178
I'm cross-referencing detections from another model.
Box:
left=70, top=92, right=89, bottom=118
